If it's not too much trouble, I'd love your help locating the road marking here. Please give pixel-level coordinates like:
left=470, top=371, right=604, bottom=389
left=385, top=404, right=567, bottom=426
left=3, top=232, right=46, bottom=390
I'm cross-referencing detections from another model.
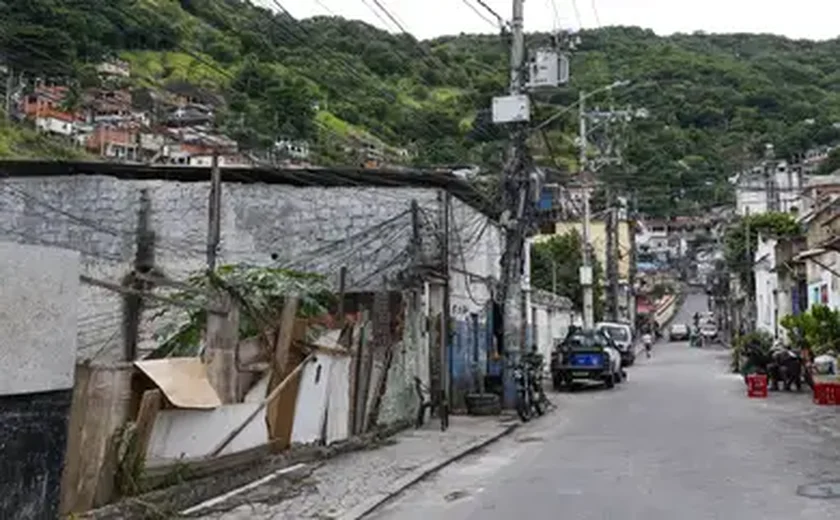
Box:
left=179, top=462, right=307, bottom=516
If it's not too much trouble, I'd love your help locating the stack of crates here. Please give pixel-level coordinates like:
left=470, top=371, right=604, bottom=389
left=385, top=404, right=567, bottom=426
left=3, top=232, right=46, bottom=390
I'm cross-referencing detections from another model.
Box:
left=813, top=381, right=840, bottom=405
left=746, top=374, right=768, bottom=398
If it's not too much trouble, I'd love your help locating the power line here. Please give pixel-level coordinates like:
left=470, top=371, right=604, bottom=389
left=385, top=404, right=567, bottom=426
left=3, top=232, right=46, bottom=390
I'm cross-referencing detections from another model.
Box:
left=461, top=0, right=499, bottom=29
left=570, top=0, right=584, bottom=28
left=473, top=0, right=507, bottom=27
left=589, top=0, right=602, bottom=27
left=368, top=0, right=411, bottom=35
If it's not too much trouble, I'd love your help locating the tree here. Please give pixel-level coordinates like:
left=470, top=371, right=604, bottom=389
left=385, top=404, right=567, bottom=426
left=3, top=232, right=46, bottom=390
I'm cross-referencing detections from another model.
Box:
left=724, top=212, right=801, bottom=290
left=816, top=147, right=840, bottom=176
left=530, top=230, right=604, bottom=321
left=781, top=305, right=840, bottom=356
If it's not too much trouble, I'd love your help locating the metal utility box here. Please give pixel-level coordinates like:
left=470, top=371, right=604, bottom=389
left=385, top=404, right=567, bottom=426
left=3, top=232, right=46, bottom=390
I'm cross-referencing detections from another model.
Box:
left=492, top=95, right=531, bottom=124
left=528, top=50, right=569, bottom=89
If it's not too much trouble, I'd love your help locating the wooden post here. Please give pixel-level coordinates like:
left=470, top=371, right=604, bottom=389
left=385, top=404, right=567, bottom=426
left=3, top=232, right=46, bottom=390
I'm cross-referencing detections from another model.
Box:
left=273, top=297, right=299, bottom=375
left=134, top=390, right=163, bottom=459
left=207, top=150, right=222, bottom=270
left=123, top=189, right=155, bottom=361
left=355, top=310, right=372, bottom=433
left=338, top=266, right=347, bottom=328
left=205, top=291, right=239, bottom=404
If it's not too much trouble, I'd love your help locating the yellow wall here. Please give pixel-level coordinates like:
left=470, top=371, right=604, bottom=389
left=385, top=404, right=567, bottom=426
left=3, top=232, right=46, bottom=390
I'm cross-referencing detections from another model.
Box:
left=534, top=220, right=631, bottom=281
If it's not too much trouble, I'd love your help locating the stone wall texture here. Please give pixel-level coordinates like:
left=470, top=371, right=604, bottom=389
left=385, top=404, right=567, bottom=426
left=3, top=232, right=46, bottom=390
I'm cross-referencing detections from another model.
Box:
left=0, top=176, right=443, bottom=361
left=0, top=175, right=504, bottom=425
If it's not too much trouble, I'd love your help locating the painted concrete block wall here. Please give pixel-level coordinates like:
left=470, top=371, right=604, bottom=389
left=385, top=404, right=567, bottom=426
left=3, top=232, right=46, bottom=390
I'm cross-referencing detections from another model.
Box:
left=0, top=242, right=80, bottom=394
left=0, top=242, right=80, bottom=519
left=377, top=292, right=429, bottom=426
left=447, top=198, right=504, bottom=406
left=0, top=176, right=442, bottom=362
left=533, top=305, right=573, bottom=371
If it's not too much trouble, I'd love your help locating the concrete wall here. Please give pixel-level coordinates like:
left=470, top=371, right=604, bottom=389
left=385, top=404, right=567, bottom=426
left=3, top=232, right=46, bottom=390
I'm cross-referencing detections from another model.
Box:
left=0, top=176, right=443, bottom=362
left=447, top=197, right=504, bottom=409
left=0, top=242, right=80, bottom=519
left=529, top=293, right=575, bottom=371
left=1, top=175, right=504, bottom=425
left=377, top=290, right=429, bottom=426
left=754, top=238, right=778, bottom=336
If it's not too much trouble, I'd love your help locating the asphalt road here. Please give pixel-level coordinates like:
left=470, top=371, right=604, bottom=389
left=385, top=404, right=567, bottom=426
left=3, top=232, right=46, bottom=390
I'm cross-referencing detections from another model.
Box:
left=367, top=294, right=840, bottom=520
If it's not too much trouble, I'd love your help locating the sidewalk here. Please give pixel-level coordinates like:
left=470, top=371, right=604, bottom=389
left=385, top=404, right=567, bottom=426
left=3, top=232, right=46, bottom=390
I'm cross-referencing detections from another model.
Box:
left=187, top=415, right=520, bottom=520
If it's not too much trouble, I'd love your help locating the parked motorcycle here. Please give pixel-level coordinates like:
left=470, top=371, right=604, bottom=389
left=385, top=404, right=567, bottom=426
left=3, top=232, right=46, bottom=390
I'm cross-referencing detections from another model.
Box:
left=512, top=353, right=546, bottom=422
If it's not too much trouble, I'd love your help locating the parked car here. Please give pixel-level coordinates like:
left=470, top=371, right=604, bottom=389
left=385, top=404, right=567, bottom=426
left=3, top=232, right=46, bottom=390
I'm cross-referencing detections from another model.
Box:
left=700, top=323, right=718, bottom=342
left=551, top=329, right=624, bottom=391
left=669, top=323, right=690, bottom=341
left=596, top=321, right=636, bottom=366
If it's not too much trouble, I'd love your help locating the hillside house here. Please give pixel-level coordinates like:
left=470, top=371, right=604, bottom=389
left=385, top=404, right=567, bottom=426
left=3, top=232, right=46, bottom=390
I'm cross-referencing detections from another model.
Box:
left=795, top=197, right=840, bottom=310
left=35, top=110, right=77, bottom=137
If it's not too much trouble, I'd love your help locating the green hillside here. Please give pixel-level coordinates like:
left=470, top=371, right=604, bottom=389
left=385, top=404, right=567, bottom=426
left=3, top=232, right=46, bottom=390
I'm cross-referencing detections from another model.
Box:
left=3, top=0, right=840, bottom=214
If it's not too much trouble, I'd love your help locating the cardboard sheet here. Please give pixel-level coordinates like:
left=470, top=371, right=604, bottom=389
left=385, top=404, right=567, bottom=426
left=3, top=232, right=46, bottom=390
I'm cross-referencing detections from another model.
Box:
left=135, top=358, right=222, bottom=409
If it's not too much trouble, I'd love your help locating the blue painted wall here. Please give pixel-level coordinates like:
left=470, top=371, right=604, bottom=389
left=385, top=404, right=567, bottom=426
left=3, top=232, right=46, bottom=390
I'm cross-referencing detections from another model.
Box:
left=449, top=306, right=534, bottom=409
left=450, top=312, right=491, bottom=409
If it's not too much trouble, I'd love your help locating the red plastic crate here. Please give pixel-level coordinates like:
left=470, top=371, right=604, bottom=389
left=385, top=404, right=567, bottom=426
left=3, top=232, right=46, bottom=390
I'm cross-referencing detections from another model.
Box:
left=746, top=374, right=768, bottom=398
left=813, top=382, right=840, bottom=405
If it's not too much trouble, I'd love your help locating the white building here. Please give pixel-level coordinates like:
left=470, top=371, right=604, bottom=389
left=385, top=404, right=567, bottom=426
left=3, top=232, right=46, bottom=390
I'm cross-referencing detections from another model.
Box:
left=274, top=139, right=310, bottom=160
left=753, top=236, right=778, bottom=337
left=734, top=160, right=804, bottom=216
left=35, top=114, right=75, bottom=137
left=528, top=289, right=576, bottom=370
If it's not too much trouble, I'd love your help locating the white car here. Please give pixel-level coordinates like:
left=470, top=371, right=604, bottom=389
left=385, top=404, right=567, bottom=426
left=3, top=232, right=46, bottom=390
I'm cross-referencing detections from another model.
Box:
left=596, top=321, right=636, bottom=366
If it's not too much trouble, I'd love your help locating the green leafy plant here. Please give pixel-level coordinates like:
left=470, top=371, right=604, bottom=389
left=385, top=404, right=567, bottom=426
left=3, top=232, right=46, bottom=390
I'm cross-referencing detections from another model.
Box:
left=724, top=212, right=801, bottom=291
left=530, top=229, right=604, bottom=321
left=731, top=330, right=774, bottom=373
left=148, top=264, right=335, bottom=358
left=780, top=304, right=840, bottom=356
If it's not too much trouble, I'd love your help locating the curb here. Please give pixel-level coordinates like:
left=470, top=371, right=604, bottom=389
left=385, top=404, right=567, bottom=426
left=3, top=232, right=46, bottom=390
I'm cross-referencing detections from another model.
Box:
left=336, top=422, right=521, bottom=520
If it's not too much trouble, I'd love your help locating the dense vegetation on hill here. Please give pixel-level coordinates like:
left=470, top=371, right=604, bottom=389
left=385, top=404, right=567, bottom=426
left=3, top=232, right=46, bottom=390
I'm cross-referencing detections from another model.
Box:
left=3, top=0, right=840, bottom=215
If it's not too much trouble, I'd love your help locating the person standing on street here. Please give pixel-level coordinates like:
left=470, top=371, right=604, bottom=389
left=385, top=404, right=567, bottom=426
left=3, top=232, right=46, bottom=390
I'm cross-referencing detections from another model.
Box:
left=641, top=330, right=653, bottom=358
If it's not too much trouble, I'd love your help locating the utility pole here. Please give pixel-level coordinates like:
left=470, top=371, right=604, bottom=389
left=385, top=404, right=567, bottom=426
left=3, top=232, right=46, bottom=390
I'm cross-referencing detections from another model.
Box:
left=744, top=206, right=752, bottom=333
left=207, top=149, right=222, bottom=270
left=606, top=188, right=619, bottom=321
left=579, top=91, right=595, bottom=328
left=494, top=0, right=531, bottom=356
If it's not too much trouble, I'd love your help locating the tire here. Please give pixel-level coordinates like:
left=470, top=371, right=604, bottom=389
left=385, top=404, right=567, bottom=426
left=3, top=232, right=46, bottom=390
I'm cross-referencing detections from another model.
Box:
left=533, top=393, right=546, bottom=416
left=604, top=374, right=615, bottom=389
left=552, top=374, right=562, bottom=392
left=516, top=391, right=532, bottom=422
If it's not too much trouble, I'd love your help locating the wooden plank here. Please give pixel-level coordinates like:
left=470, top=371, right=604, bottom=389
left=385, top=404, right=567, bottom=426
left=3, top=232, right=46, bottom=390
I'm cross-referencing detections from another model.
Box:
left=205, top=292, right=240, bottom=404
left=59, top=363, right=93, bottom=515
left=134, top=390, right=163, bottom=460
left=79, top=274, right=226, bottom=314
left=355, top=312, right=373, bottom=434
left=265, top=320, right=308, bottom=449
left=211, top=353, right=315, bottom=457
left=273, top=297, right=300, bottom=375
left=347, top=321, right=362, bottom=435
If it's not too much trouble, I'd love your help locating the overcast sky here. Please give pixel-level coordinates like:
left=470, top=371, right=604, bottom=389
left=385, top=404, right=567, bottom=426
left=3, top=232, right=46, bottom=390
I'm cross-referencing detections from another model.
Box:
left=270, top=0, right=839, bottom=41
